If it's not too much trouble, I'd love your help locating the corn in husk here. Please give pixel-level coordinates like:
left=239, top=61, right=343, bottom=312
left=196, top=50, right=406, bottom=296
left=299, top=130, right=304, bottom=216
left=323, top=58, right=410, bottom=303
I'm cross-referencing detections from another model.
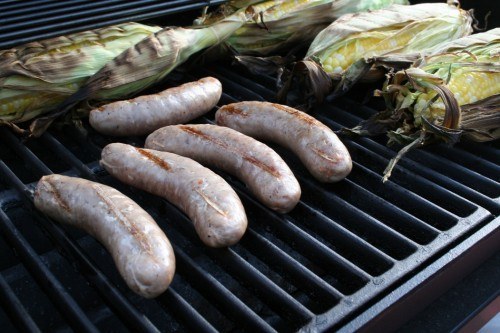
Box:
left=197, top=0, right=409, bottom=57
left=83, top=11, right=249, bottom=102
left=307, top=2, right=472, bottom=77
left=13, top=10, right=250, bottom=136
left=0, top=23, right=161, bottom=126
left=279, top=2, right=473, bottom=106
left=347, top=28, right=500, bottom=181
left=406, top=29, right=500, bottom=137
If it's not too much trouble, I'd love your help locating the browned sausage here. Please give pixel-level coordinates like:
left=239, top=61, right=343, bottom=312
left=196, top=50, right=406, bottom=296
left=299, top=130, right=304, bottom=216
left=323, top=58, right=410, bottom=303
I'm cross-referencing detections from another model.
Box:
left=145, top=124, right=301, bottom=213
left=100, top=143, right=247, bottom=248
left=89, top=77, right=222, bottom=136
left=33, top=174, right=175, bottom=298
left=215, top=101, right=352, bottom=182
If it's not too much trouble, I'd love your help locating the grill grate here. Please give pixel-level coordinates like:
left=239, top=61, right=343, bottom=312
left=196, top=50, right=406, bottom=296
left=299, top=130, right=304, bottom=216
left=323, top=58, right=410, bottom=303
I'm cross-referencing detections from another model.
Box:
left=0, top=1, right=499, bottom=332
left=0, top=65, right=497, bottom=331
left=0, top=0, right=226, bottom=49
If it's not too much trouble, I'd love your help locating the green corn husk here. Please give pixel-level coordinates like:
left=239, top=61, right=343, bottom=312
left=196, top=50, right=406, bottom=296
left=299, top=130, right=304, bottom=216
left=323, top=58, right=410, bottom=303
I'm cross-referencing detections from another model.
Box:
left=87, top=13, right=249, bottom=101
left=23, top=10, right=250, bottom=137
left=345, top=28, right=500, bottom=181
left=0, top=23, right=161, bottom=127
left=197, top=0, right=409, bottom=57
left=279, top=2, right=473, bottom=107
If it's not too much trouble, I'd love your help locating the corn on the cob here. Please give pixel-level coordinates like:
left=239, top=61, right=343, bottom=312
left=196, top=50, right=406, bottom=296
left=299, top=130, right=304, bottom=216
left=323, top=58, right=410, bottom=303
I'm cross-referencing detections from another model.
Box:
left=278, top=2, right=473, bottom=107
left=86, top=11, right=249, bottom=102
left=346, top=28, right=500, bottom=181
left=411, top=68, right=500, bottom=127
left=197, top=0, right=409, bottom=57
left=0, top=23, right=161, bottom=125
left=390, top=29, right=500, bottom=139
left=307, top=2, right=473, bottom=77
left=27, top=9, right=250, bottom=136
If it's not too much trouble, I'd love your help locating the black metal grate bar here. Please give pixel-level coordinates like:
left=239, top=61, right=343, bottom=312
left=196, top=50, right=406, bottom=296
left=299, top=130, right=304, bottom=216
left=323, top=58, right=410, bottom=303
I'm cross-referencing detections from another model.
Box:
left=173, top=246, right=277, bottom=332
left=0, top=129, right=53, bottom=177
left=289, top=203, right=396, bottom=276
left=241, top=228, right=344, bottom=304
left=219, top=176, right=375, bottom=285
left=39, top=133, right=98, bottom=181
left=339, top=164, right=442, bottom=242
left=299, top=176, right=420, bottom=259
left=207, top=247, right=316, bottom=324
left=158, top=289, right=219, bottom=333
left=0, top=273, right=41, bottom=333
left=0, top=0, right=58, bottom=11
left=243, top=195, right=374, bottom=287
left=2, top=0, right=137, bottom=26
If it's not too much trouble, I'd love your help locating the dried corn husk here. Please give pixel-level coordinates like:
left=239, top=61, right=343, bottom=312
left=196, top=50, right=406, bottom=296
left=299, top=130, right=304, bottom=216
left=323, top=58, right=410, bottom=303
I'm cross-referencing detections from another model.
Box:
left=345, top=28, right=500, bottom=181
left=0, top=23, right=161, bottom=126
left=279, top=2, right=473, bottom=107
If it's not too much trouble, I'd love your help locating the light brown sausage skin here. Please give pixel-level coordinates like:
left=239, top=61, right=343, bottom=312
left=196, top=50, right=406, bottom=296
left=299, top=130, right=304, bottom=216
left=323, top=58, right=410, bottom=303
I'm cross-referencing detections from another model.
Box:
left=145, top=124, right=301, bottom=213
left=100, top=143, right=247, bottom=248
left=89, top=77, right=222, bottom=136
left=215, top=101, right=352, bottom=182
left=33, top=174, right=175, bottom=298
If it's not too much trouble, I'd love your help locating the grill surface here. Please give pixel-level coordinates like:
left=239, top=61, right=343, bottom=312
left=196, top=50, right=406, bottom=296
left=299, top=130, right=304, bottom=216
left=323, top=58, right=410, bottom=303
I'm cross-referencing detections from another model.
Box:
left=0, top=1, right=499, bottom=332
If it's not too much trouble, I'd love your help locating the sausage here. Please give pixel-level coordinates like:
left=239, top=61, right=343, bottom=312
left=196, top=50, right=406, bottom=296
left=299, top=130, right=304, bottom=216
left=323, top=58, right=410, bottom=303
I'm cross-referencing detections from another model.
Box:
left=33, top=174, right=175, bottom=298
left=89, top=77, right=222, bottom=136
left=100, top=143, right=247, bottom=248
left=215, top=101, right=352, bottom=182
left=145, top=124, right=301, bottom=213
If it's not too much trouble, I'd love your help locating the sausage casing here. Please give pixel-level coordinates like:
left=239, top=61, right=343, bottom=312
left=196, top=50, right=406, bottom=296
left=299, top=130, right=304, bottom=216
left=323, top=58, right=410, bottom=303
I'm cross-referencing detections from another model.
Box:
left=89, top=77, right=222, bottom=136
left=34, top=174, right=175, bottom=298
left=216, top=101, right=352, bottom=182
left=100, top=143, right=247, bottom=248
left=145, top=124, right=301, bottom=213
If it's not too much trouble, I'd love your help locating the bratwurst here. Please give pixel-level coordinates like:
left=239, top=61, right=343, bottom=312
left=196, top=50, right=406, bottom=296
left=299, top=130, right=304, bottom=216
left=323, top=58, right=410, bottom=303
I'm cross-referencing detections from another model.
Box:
left=34, top=174, right=175, bottom=298
left=100, top=143, right=247, bottom=248
left=89, top=77, right=222, bottom=136
left=216, top=101, right=352, bottom=182
left=145, top=124, right=301, bottom=213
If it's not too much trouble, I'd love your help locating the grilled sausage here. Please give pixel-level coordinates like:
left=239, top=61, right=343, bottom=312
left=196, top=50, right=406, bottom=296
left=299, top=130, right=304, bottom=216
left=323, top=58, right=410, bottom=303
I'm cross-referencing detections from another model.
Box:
left=145, top=124, right=301, bottom=213
left=100, top=143, right=247, bottom=248
left=89, top=77, right=222, bottom=136
left=215, top=101, right=352, bottom=182
left=33, top=174, right=175, bottom=298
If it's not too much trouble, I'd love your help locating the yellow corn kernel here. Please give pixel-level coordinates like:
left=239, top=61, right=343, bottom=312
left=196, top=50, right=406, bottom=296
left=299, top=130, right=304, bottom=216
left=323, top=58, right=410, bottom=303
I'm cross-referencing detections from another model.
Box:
left=413, top=70, right=500, bottom=123
left=320, top=36, right=382, bottom=73
left=261, top=0, right=312, bottom=20
left=448, top=71, right=500, bottom=104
